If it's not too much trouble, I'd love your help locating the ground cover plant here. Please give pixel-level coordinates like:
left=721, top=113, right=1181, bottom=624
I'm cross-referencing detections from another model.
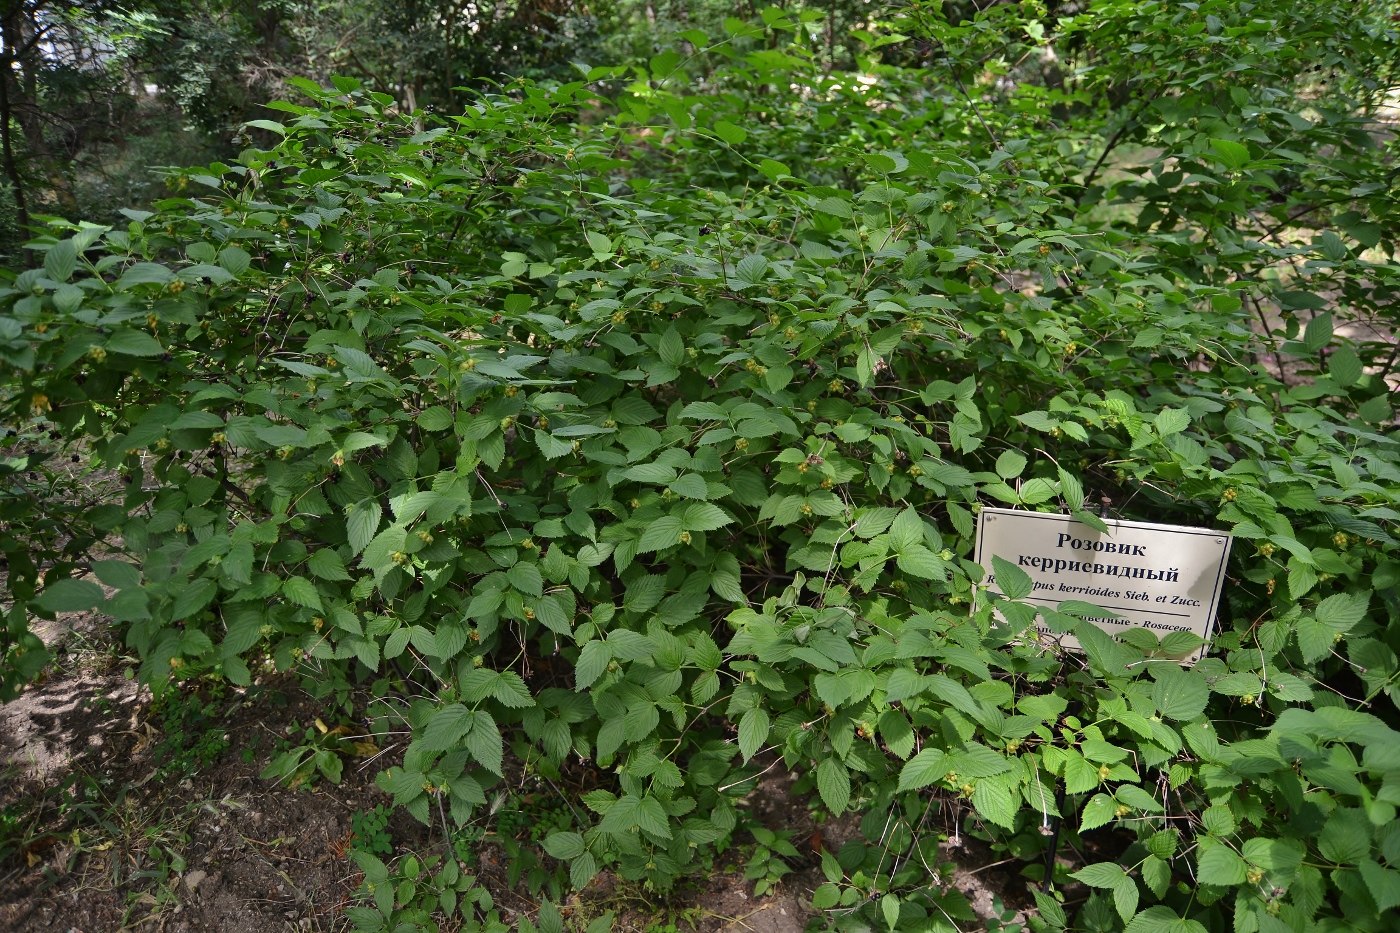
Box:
left=3, top=2, right=1399, bottom=930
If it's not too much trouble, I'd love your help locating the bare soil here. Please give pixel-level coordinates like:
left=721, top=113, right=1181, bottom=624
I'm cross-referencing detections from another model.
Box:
left=0, top=621, right=370, bottom=932
left=1, top=623, right=1032, bottom=933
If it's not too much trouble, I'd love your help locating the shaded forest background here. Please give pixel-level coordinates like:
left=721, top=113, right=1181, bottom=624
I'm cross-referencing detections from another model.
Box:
left=0, top=0, right=899, bottom=255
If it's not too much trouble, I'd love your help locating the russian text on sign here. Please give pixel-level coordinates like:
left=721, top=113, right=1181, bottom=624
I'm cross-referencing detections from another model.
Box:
left=974, top=507, right=1232, bottom=663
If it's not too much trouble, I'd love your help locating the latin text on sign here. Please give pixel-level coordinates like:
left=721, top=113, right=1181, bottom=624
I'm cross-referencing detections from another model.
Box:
left=974, top=508, right=1233, bottom=664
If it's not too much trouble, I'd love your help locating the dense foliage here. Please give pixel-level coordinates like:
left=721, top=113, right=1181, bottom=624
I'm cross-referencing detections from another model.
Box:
left=0, top=0, right=885, bottom=259
left=3, top=2, right=1400, bottom=931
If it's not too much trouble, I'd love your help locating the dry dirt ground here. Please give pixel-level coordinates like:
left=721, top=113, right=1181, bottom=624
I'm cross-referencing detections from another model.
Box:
left=0, top=616, right=369, bottom=933
left=0, top=613, right=1031, bottom=933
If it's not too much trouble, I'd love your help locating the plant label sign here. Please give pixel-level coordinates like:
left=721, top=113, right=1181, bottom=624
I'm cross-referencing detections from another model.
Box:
left=974, top=507, right=1232, bottom=663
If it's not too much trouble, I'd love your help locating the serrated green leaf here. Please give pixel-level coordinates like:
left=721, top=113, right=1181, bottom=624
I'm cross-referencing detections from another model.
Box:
left=1152, top=668, right=1208, bottom=721
left=1296, top=616, right=1333, bottom=664
left=1318, top=808, right=1370, bottom=865
left=738, top=707, right=770, bottom=761
left=1157, top=631, right=1204, bottom=659
left=508, top=561, right=544, bottom=597
left=638, top=515, right=684, bottom=552
left=681, top=502, right=732, bottom=532
left=117, top=262, right=174, bottom=289
left=534, top=595, right=572, bottom=635
left=52, top=282, right=82, bottom=313
left=1242, top=837, right=1305, bottom=873
left=928, top=676, right=985, bottom=721
left=1063, top=752, right=1100, bottom=794
left=1208, top=138, right=1250, bottom=170
left=491, top=671, right=535, bottom=708
left=1018, top=476, right=1058, bottom=505
left=713, top=120, right=747, bottom=144
left=1209, top=672, right=1261, bottom=697
left=416, top=406, right=453, bottom=431
left=1015, top=410, right=1057, bottom=432
left=867, top=149, right=908, bottom=173
left=577, top=543, right=613, bottom=566
left=308, top=548, right=351, bottom=581
left=36, top=578, right=106, bottom=613
left=658, top=326, right=684, bottom=366
left=1329, top=346, right=1363, bottom=386
left=334, top=345, right=382, bottom=377
left=1154, top=408, right=1191, bottom=436
left=347, top=500, right=382, bottom=556
left=884, top=667, right=923, bottom=703
left=538, top=901, right=564, bottom=933
left=1288, top=561, right=1318, bottom=600
left=1302, top=313, right=1333, bottom=353
left=888, top=508, right=924, bottom=551
left=543, top=831, right=586, bottom=860
left=1033, top=890, right=1067, bottom=928
left=1058, top=467, right=1085, bottom=510
left=107, top=330, right=165, bottom=356
left=896, top=545, right=947, bottom=581
left=621, top=575, right=664, bottom=615
left=536, top=430, right=573, bottom=459
left=881, top=893, right=900, bottom=930
left=461, top=667, right=496, bottom=701
left=256, top=424, right=306, bottom=448
left=340, top=432, right=387, bottom=454
left=171, top=577, right=216, bottom=620
left=1112, top=876, right=1139, bottom=924
left=632, top=795, right=671, bottom=839
left=431, top=622, right=469, bottom=660
left=972, top=779, right=1016, bottom=829
left=1114, top=784, right=1163, bottom=813
left=1359, top=859, right=1400, bottom=913
left=814, top=196, right=852, bottom=218
left=991, top=554, right=1033, bottom=601
left=93, top=560, right=140, bottom=589
left=626, top=463, right=678, bottom=484
left=1358, top=394, right=1392, bottom=422
left=1071, top=862, right=1126, bottom=888
left=466, top=710, right=504, bottom=774
left=281, top=575, right=322, bottom=609
left=757, top=158, right=790, bottom=181
left=575, top=641, right=611, bottom=690
left=584, top=230, right=612, bottom=256
left=244, top=118, right=286, bottom=135
left=597, top=794, right=638, bottom=834
left=1080, top=794, right=1117, bottom=831
left=419, top=703, right=474, bottom=752
left=1072, top=509, right=1110, bottom=533
left=897, top=748, right=948, bottom=791
left=996, top=450, right=1027, bottom=479
left=1124, top=907, right=1205, bottom=933
left=1315, top=592, right=1368, bottom=632
left=877, top=709, right=914, bottom=759
left=669, top=473, right=710, bottom=499
left=817, top=758, right=850, bottom=815
left=1141, top=855, right=1171, bottom=899
left=216, top=245, right=250, bottom=276
left=1196, top=837, right=1248, bottom=886
left=44, top=239, right=76, bottom=282
left=570, top=852, right=598, bottom=889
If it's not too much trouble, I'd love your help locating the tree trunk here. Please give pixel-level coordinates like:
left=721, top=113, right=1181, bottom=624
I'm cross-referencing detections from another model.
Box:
left=3, top=3, right=77, bottom=219
left=0, top=5, right=30, bottom=236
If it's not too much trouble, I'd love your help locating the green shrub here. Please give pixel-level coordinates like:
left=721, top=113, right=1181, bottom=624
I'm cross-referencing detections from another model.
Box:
left=3, top=4, right=1398, bottom=930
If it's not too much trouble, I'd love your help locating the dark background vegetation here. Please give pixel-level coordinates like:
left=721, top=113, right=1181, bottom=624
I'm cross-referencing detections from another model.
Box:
left=0, top=0, right=896, bottom=256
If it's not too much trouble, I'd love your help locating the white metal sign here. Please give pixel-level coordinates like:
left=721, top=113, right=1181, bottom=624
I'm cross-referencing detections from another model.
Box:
left=974, top=508, right=1232, bottom=663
